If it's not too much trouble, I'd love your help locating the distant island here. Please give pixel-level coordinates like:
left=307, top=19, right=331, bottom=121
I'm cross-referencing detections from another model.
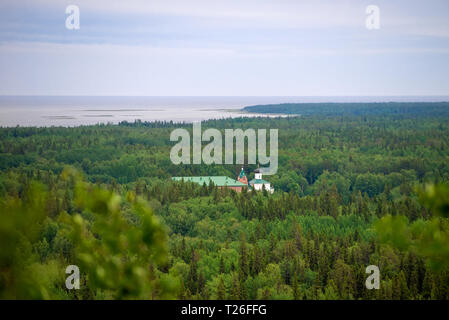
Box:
left=242, top=102, right=449, bottom=116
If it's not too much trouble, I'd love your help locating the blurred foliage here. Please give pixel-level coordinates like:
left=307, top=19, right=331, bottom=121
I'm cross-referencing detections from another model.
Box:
left=61, top=168, right=174, bottom=299
left=0, top=182, right=65, bottom=299
left=375, top=184, right=449, bottom=271
left=419, top=184, right=449, bottom=218
left=0, top=169, right=175, bottom=299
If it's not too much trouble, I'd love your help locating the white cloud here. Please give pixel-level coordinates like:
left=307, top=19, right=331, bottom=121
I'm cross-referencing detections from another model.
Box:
left=1, top=0, right=366, bottom=29
left=0, top=41, right=236, bottom=58
left=1, top=0, right=448, bottom=96
left=2, top=39, right=448, bottom=61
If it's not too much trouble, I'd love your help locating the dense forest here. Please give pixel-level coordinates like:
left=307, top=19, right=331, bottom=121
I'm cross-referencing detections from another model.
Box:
left=243, top=102, right=449, bottom=117
left=1, top=103, right=449, bottom=299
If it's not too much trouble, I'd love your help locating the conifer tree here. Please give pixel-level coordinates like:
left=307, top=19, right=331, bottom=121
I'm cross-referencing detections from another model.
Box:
left=217, top=277, right=226, bottom=300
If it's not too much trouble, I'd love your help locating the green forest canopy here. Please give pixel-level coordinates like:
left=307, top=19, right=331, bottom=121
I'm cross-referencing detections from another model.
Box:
left=1, top=103, right=449, bottom=299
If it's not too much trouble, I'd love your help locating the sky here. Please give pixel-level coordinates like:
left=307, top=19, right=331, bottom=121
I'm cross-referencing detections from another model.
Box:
left=0, top=0, right=448, bottom=96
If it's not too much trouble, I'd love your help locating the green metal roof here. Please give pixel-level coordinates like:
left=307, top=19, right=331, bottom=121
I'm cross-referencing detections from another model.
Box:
left=172, top=176, right=247, bottom=187
left=239, top=168, right=247, bottom=179
left=249, top=179, right=271, bottom=185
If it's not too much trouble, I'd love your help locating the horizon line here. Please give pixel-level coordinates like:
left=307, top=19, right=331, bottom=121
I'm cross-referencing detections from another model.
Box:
left=1, top=95, right=449, bottom=98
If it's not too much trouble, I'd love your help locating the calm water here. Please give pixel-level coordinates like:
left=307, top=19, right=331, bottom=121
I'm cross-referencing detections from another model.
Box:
left=0, top=96, right=448, bottom=127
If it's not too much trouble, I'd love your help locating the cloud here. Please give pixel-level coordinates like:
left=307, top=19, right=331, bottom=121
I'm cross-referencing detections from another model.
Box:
left=0, top=0, right=368, bottom=29
left=6, top=0, right=448, bottom=32
left=0, top=0, right=448, bottom=96
left=0, top=41, right=236, bottom=58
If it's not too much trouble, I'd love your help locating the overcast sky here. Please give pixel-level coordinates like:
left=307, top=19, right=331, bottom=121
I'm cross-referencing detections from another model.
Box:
left=0, top=0, right=448, bottom=96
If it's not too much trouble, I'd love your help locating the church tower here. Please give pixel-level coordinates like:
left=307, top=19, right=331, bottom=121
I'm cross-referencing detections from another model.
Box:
left=254, top=168, right=262, bottom=180
left=237, top=167, right=248, bottom=185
